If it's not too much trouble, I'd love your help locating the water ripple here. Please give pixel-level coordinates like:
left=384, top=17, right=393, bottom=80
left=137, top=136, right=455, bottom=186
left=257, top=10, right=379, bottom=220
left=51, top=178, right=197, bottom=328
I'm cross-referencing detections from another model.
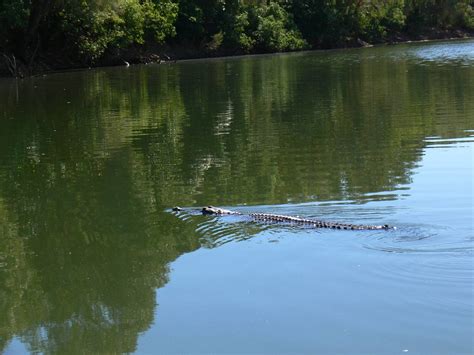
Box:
left=170, top=204, right=396, bottom=247
left=361, top=224, right=473, bottom=254
left=409, top=41, right=474, bottom=66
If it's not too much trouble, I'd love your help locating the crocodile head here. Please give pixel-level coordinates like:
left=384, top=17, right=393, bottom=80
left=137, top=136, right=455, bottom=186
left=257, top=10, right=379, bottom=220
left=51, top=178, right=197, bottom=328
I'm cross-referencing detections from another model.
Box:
left=201, top=206, right=238, bottom=215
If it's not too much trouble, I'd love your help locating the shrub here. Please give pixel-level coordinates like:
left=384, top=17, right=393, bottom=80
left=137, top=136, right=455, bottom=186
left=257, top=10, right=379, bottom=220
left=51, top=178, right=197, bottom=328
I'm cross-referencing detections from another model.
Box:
left=361, top=0, right=406, bottom=41
left=60, top=0, right=178, bottom=62
left=252, top=2, right=308, bottom=52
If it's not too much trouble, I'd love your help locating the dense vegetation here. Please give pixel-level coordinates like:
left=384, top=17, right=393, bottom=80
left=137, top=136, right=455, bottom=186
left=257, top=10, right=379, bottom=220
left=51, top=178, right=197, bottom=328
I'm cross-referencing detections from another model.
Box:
left=0, top=0, right=473, bottom=75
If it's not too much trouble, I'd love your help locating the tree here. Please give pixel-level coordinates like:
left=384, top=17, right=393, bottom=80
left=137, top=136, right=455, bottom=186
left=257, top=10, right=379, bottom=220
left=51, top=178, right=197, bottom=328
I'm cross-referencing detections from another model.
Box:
left=59, top=0, right=179, bottom=63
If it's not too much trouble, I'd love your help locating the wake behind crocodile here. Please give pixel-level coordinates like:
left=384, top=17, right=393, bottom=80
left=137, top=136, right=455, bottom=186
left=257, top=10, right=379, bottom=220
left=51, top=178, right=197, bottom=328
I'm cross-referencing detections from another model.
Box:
left=172, top=206, right=394, bottom=231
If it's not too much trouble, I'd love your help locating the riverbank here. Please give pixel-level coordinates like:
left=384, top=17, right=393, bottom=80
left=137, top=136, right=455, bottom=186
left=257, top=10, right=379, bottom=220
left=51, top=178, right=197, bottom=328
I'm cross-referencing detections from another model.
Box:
left=1, top=28, right=472, bottom=78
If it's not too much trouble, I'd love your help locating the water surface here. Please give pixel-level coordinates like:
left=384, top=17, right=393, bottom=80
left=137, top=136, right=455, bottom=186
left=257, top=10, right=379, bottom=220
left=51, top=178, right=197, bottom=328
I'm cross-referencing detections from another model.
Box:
left=1, top=39, right=473, bottom=354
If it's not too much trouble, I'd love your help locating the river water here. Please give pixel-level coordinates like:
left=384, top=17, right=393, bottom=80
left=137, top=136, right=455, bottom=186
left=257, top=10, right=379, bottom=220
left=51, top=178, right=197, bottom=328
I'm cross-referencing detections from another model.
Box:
left=0, top=40, right=473, bottom=354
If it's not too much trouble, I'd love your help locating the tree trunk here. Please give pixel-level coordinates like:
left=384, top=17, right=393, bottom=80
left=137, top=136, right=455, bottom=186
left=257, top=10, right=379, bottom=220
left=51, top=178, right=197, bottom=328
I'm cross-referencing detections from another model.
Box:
left=23, top=0, right=54, bottom=64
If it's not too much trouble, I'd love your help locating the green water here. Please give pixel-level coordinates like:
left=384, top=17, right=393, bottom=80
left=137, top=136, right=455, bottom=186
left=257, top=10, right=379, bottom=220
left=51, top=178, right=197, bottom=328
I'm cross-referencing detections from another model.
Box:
left=1, top=40, right=473, bottom=354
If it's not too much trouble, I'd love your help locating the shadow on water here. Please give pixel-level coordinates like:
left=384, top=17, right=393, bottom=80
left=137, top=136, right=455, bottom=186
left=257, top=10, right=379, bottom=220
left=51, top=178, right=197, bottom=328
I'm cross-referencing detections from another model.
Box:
left=0, top=40, right=473, bottom=352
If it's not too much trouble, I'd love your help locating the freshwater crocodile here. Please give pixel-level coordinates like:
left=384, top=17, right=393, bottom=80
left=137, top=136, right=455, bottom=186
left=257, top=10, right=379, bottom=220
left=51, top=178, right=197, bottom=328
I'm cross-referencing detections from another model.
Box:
left=172, top=206, right=393, bottom=230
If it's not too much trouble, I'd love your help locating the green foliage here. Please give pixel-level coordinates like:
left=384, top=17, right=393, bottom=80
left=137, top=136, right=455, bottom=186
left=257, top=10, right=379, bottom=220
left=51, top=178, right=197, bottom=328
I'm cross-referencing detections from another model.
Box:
left=220, top=1, right=307, bottom=53
left=143, top=0, right=179, bottom=42
left=60, top=0, right=178, bottom=62
left=361, top=0, right=407, bottom=41
left=291, top=0, right=472, bottom=45
left=174, top=0, right=225, bottom=44
left=404, top=0, right=474, bottom=30
left=455, top=1, right=474, bottom=29
left=0, top=0, right=472, bottom=70
left=230, top=10, right=256, bottom=51
left=0, top=0, right=29, bottom=32
left=220, top=1, right=255, bottom=52
left=290, top=0, right=367, bottom=46
left=251, top=2, right=308, bottom=51
left=0, top=0, right=29, bottom=48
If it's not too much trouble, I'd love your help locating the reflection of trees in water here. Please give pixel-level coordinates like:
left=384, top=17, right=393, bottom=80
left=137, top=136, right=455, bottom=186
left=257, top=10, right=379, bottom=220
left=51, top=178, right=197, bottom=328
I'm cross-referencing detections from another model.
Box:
left=0, top=48, right=472, bottom=352
left=0, top=147, right=201, bottom=352
left=171, top=52, right=473, bottom=204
